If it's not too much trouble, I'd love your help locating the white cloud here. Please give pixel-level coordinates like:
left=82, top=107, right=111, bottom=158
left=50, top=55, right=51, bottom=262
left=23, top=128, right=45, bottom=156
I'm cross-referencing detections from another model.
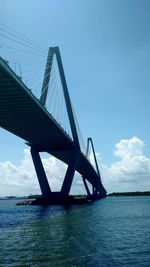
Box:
left=0, top=149, right=83, bottom=196
left=0, top=136, right=150, bottom=196
left=0, top=149, right=39, bottom=196
left=114, top=136, right=144, bottom=159
left=101, top=136, right=150, bottom=193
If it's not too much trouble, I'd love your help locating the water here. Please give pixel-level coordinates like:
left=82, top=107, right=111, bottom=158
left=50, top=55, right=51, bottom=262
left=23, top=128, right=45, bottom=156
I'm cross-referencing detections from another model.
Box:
left=0, top=197, right=150, bottom=267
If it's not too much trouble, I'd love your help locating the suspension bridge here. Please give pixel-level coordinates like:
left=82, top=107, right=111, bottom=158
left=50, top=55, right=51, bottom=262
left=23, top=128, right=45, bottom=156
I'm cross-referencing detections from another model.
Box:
left=0, top=24, right=106, bottom=204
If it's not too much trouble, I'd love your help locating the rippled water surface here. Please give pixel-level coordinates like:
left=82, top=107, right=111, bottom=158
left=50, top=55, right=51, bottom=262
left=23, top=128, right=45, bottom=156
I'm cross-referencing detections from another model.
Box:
left=0, top=196, right=150, bottom=266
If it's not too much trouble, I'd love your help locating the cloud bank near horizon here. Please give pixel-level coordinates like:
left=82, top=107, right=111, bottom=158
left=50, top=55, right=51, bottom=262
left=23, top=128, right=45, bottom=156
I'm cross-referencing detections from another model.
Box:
left=0, top=136, right=150, bottom=196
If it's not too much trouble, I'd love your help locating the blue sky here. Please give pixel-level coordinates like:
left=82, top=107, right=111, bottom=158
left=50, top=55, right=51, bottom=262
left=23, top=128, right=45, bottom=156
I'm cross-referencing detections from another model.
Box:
left=0, top=0, right=150, bottom=195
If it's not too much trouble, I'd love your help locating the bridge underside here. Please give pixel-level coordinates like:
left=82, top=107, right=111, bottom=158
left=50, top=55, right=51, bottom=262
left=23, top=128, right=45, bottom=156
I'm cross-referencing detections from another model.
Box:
left=0, top=56, right=106, bottom=201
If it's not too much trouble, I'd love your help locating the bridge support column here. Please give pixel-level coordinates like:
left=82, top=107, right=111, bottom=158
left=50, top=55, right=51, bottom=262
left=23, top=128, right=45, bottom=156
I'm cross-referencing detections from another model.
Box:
left=61, top=149, right=80, bottom=197
left=30, top=147, right=51, bottom=197
left=82, top=177, right=91, bottom=197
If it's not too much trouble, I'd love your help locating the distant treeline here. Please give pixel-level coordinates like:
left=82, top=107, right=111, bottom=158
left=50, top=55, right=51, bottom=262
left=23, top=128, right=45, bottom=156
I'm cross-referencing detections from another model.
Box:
left=27, top=194, right=41, bottom=199
left=27, top=192, right=150, bottom=198
left=108, top=191, right=150, bottom=196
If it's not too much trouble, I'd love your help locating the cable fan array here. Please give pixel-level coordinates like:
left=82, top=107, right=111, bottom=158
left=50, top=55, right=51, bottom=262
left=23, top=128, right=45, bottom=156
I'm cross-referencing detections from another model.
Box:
left=0, top=21, right=47, bottom=98
left=39, top=52, right=87, bottom=151
left=0, top=22, right=89, bottom=157
left=40, top=52, right=73, bottom=139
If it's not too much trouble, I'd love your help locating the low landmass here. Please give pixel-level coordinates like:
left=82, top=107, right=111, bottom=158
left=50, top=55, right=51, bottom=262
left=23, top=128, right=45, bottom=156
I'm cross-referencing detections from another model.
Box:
left=108, top=191, right=150, bottom=196
left=1, top=191, right=150, bottom=200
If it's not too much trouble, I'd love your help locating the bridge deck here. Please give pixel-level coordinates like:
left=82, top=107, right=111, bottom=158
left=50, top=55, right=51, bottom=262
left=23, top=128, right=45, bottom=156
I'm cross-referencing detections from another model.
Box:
left=0, top=57, right=102, bottom=187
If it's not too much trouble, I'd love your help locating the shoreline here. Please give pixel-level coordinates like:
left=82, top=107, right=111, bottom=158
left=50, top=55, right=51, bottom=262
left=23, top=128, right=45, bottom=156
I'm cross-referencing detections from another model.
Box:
left=108, top=191, right=150, bottom=197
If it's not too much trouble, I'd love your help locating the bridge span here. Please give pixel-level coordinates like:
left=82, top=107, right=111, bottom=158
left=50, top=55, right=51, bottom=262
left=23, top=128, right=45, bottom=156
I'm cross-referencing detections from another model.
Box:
left=0, top=47, right=106, bottom=202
